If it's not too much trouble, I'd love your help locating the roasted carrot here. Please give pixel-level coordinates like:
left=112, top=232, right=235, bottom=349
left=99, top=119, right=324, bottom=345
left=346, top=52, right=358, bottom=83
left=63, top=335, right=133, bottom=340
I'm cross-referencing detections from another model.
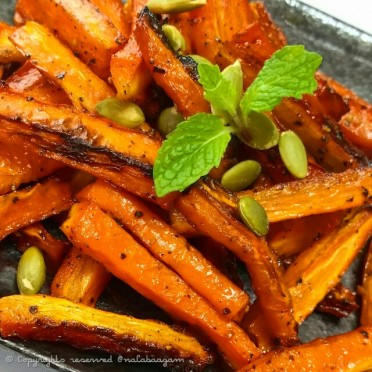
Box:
left=0, top=22, right=25, bottom=63
left=110, top=0, right=152, bottom=101
left=169, top=207, right=199, bottom=237
left=6, top=61, right=71, bottom=105
left=360, top=242, right=372, bottom=326
left=135, top=8, right=210, bottom=117
left=0, top=124, right=64, bottom=195
left=14, top=222, right=70, bottom=273
left=273, top=97, right=365, bottom=172
left=321, top=73, right=372, bottom=157
left=51, top=247, right=111, bottom=307
left=10, top=21, right=114, bottom=112
left=0, top=176, right=73, bottom=241
left=238, top=327, right=372, bottom=372
left=175, top=182, right=298, bottom=347
left=89, top=0, right=129, bottom=38
left=61, top=201, right=260, bottom=369
left=14, top=0, right=125, bottom=79
left=317, top=283, right=359, bottom=319
left=284, top=208, right=372, bottom=323
left=77, top=179, right=249, bottom=320
left=0, top=295, right=212, bottom=369
left=0, top=91, right=176, bottom=208
left=267, top=211, right=345, bottom=257
left=237, top=167, right=372, bottom=222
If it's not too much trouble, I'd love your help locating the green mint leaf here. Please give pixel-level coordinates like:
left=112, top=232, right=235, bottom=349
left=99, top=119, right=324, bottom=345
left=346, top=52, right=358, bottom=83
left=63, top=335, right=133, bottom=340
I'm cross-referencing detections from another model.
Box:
left=197, top=63, right=221, bottom=90
left=240, top=45, right=322, bottom=118
left=154, top=113, right=232, bottom=196
left=198, top=60, right=242, bottom=117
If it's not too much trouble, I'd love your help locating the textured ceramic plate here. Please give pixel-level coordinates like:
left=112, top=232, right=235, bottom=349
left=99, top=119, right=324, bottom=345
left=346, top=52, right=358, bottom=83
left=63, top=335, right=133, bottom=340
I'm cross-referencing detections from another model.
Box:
left=0, top=0, right=371, bottom=371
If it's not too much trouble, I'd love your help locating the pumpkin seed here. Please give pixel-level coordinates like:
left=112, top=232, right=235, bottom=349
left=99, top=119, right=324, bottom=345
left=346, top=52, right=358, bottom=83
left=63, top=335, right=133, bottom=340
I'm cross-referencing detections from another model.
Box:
left=189, top=54, right=213, bottom=66
left=221, top=160, right=261, bottom=192
left=147, top=0, right=206, bottom=14
left=17, top=246, right=46, bottom=295
left=162, top=24, right=186, bottom=52
left=238, top=111, right=279, bottom=150
left=238, top=197, right=269, bottom=236
left=157, top=106, right=184, bottom=137
left=279, top=130, right=308, bottom=178
left=96, top=98, right=145, bottom=128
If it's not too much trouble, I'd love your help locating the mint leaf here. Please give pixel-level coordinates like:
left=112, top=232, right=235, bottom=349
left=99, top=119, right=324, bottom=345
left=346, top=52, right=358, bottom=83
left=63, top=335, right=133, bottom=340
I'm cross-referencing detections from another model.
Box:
left=197, top=63, right=221, bottom=90
left=240, top=45, right=322, bottom=118
left=198, top=60, right=243, bottom=117
left=154, top=113, right=232, bottom=196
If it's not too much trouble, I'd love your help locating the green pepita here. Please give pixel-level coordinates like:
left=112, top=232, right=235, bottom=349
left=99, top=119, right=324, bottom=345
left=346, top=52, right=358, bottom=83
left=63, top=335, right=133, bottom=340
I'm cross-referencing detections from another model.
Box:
left=279, top=130, right=308, bottom=178
left=189, top=54, right=213, bottom=66
left=17, top=246, right=46, bottom=295
left=162, top=24, right=186, bottom=52
left=147, top=0, right=207, bottom=14
left=221, top=160, right=261, bottom=192
left=238, top=197, right=269, bottom=236
left=238, top=111, right=280, bottom=150
left=157, top=106, right=184, bottom=137
left=96, top=98, right=145, bottom=128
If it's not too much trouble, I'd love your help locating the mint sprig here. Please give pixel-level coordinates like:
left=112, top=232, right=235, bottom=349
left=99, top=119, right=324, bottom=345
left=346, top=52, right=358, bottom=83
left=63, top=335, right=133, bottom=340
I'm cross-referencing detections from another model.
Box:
left=154, top=45, right=322, bottom=197
left=154, top=114, right=232, bottom=196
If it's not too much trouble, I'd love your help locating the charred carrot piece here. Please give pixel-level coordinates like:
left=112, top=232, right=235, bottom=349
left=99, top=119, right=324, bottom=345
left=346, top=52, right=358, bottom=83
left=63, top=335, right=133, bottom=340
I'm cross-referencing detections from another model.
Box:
left=51, top=247, right=111, bottom=306
left=0, top=91, right=176, bottom=209
left=10, top=21, right=114, bottom=112
left=14, top=0, right=125, bottom=79
left=237, top=168, right=372, bottom=222
left=0, top=22, right=25, bottom=63
left=14, top=222, right=70, bottom=274
left=169, top=207, right=200, bottom=237
left=0, top=295, right=212, bottom=369
left=110, top=0, right=152, bottom=100
left=284, top=209, right=372, bottom=323
left=110, top=36, right=152, bottom=101
left=267, top=211, right=345, bottom=257
left=0, top=176, right=73, bottom=241
left=317, top=283, right=359, bottom=319
left=238, top=327, right=372, bottom=372
left=135, top=8, right=210, bottom=117
left=61, top=201, right=260, bottom=369
left=273, top=97, right=365, bottom=172
left=89, top=0, right=130, bottom=38
left=175, top=182, right=298, bottom=347
left=360, top=242, right=372, bottom=326
left=0, top=124, right=64, bottom=195
left=6, top=61, right=71, bottom=105
left=77, top=179, right=249, bottom=320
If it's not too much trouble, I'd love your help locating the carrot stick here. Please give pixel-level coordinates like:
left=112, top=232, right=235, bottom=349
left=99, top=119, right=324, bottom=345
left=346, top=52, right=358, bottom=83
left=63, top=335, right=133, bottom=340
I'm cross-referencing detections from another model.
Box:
left=61, top=201, right=260, bottom=369
left=237, top=167, right=372, bottom=222
left=0, top=91, right=176, bottom=208
left=14, top=0, right=125, bottom=79
left=10, top=21, right=114, bottom=112
left=0, top=125, right=64, bottom=195
left=175, top=182, right=298, bottom=347
left=284, top=208, right=372, bottom=323
left=360, top=241, right=372, bottom=326
left=110, top=0, right=152, bottom=100
left=0, top=294, right=213, bottom=369
left=135, top=8, right=210, bottom=117
left=0, top=22, right=25, bottom=63
left=77, top=179, right=249, bottom=321
left=238, top=327, right=372, bottom=372
left=14, top=222, right=70, bottom=274
left=6, top=61, right=71, bottom=105
left=0, top=176, right=74, bottom=241
left=51, top=247, right=111, bottom=306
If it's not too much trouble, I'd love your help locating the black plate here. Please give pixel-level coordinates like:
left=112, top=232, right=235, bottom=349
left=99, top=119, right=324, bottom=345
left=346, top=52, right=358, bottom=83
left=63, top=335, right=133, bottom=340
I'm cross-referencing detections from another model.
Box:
left=0, top=1, right=371, bottom=371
